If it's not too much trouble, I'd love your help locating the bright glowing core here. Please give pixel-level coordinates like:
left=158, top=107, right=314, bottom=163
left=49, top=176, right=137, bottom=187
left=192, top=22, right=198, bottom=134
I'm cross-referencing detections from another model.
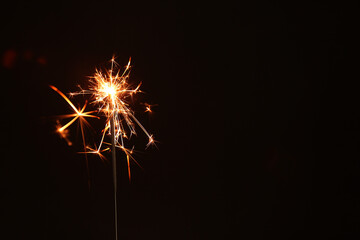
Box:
left=102, top=83, right=117, bottom=97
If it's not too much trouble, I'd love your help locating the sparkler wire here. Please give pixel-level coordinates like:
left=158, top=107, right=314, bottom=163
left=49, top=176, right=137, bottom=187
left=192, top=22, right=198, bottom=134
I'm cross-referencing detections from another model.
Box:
left=110, top=111, right=118, bottom=240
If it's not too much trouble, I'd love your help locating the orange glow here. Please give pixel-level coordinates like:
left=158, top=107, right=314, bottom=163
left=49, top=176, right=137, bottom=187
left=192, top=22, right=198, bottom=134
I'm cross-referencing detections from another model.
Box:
left=2, top=49, right=17, bottom=69
left=37, top=56, right=47, bottom=65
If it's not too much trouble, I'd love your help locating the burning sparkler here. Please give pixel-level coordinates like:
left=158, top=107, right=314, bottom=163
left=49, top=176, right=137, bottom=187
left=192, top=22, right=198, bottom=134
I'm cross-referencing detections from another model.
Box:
left=50, top=56, right=156, bottom=240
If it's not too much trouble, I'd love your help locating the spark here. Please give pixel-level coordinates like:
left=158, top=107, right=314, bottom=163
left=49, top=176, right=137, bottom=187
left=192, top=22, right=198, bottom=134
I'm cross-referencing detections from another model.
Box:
left=50, top=85, right=98, bottom=133
left=50, top=85, right=99, bottom=189
left=55, top=120, right=72, bottom=146
left=144, top=103, right=158, bottom=113
left=83, top=145, right=110, bottom=162
left=145, top=103, right=152, bottom=113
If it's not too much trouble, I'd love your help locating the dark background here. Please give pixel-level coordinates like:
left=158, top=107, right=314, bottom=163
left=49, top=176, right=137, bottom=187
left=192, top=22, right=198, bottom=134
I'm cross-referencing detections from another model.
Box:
left=1, top=1, right=359, bottom=239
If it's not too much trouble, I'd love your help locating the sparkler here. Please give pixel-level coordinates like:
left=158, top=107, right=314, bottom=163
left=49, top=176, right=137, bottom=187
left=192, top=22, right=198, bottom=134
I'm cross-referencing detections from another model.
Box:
left=51, top=56, right=156, bottom=240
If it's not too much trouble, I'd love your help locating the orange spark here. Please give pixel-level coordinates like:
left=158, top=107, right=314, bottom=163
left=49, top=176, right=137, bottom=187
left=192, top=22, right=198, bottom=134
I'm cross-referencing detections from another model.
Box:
left=55, top=120, right=72, bottom=146
left=144, top=103, right=158, bottom=113
left=50, top=85, right=98, bottom=132
left=50, top=85, right=99, bottom=189
left=145, top=105, right=152, bottom=113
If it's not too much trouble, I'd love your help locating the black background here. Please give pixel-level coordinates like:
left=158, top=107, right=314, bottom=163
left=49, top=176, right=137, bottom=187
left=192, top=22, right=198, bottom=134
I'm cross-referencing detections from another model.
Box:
left=1, top=1, right=359, bottom=239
